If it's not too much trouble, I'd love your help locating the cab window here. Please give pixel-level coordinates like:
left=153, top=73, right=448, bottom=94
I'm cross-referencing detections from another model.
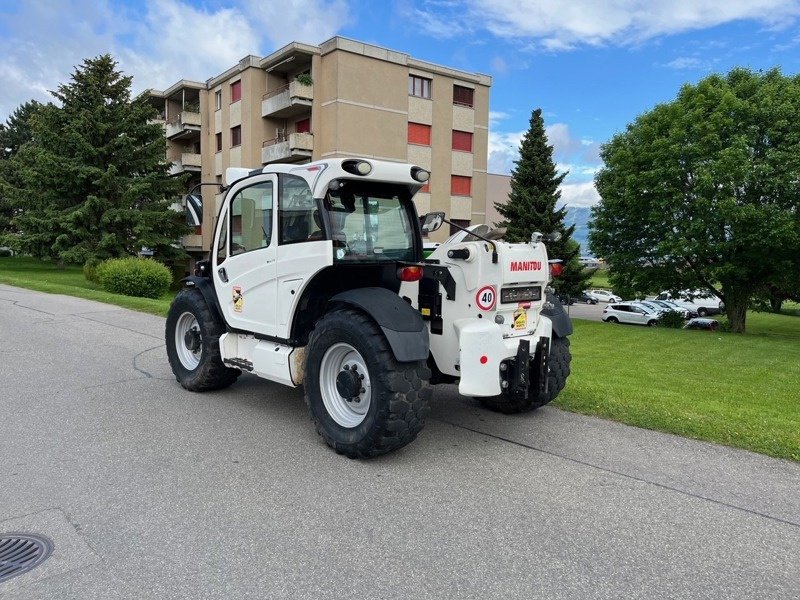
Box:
left=279, top=175, right=317, bottom=244
left=230, top=181, right=273, bottom=254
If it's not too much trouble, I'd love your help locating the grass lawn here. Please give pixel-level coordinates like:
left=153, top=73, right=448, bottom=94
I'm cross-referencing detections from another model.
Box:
left=2, top=256, right=798, bottom=461
left=555, top=317, right=800, bottom=461
left=0, top=256, right=174, bottom=316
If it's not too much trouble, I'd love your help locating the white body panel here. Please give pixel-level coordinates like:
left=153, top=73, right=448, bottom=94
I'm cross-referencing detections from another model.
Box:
left=401, top=231, right=554, bottom=396
left=219, top=333, right=302, bottom=387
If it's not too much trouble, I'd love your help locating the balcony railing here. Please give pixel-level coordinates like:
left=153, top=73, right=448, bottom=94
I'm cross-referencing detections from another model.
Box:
left=168, top=153, right=202, bottom=175
left=261, top=80, right=313, bottom=119
left=165, top=111, right=202, bottom=140
left=261, top=132, right=313, bottom=164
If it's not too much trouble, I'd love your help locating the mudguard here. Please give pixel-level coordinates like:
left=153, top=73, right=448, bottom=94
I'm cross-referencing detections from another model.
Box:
left=181, top=276, right=225, bottom=326
left=541, top=291, right=573, bottom=338
left=330, top=287, right=430, bottom=362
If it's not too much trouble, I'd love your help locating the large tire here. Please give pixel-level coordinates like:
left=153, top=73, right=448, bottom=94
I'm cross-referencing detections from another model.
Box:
left=165, top=288, right=240, bottom=392
left=479, top=337, right=571, bottom=414
left=304, top=309, right=432, bottom=458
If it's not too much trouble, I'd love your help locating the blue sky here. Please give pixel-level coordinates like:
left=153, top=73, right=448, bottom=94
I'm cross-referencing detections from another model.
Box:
left=2, top=0, right=799, bottom=206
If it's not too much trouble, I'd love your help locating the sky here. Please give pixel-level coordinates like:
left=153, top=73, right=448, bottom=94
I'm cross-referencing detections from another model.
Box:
left=1, top=0, right=799, bottom=208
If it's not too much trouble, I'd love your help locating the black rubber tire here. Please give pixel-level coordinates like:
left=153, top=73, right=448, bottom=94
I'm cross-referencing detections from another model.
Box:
left=647, top=320, right=657, bottom=327
left=606, top=316, right=619, bottom=323
left=697, top=307, right=708, bottom=317
left=479, top=337, right=571, bottom=414
left=165, top=288, right=240, bottom=392
left=304, top=308, right=432, bottom=458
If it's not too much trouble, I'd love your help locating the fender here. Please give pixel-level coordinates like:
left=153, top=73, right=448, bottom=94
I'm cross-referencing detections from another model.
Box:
left=541, top=291, right=573, bottom=338
left=181, top=276, right=226, bottom=327
left=330, top=287, right=430, bottom=362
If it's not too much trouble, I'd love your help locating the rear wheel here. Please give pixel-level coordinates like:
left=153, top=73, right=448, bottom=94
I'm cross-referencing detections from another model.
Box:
left=479, top=337, right=571, bottom=414
left=698, top=307, right=708, bottom=317
left=165, top=288, right=240, bottom=391
left=305, top=309, right=431, bottom=458
left=606, top=316, right=619, bottom=324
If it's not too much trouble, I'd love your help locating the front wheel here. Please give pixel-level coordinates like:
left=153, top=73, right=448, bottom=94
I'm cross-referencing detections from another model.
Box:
left=479, top=337, right=571, bottom=414
left=697, top=307, right=708, bottom=317
left=165, top=288, right=240, bottom=391
left=304, top=309, right=431, bottom=458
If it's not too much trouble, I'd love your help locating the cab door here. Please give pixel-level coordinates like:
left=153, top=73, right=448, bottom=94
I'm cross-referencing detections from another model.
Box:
left=212, top=176, right=278, bottom=337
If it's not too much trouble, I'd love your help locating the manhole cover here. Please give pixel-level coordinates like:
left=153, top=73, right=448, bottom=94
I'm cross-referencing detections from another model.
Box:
left=0, top=534, right=53, bottom=584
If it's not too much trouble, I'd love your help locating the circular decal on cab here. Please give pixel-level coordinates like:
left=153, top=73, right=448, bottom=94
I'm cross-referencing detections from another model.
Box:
left=475, top=285, right=496, bottom=311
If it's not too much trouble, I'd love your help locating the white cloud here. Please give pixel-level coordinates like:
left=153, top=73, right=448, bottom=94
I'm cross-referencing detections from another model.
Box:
left=0, top=0, right=350, bottom=119
left=415, top=0, right=800, bottom=49
left=559, top=181, right=601, bottom=207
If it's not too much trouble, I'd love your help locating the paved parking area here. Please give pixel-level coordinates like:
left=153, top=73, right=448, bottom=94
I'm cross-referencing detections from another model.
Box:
left=1, top=284, right=798, bottom=599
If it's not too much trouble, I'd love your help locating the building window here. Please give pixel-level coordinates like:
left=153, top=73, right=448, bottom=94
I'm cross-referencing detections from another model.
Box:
left=409, top=75, right=432, bottom=99
left=214, top=90, right=222, bottom=110
left=451, top=175, right=471, bottom=196
left=408, top=122, right=431, bottom=145
left=215, top=132, right=222, bottom=152
left=449, top=219, right=471, bottom=236
left=231, top=80, right=242, bottom=103
left=231, top=125, right=241, bottom=147
left=295, top=118, right=311, bottom=134
left=453, top=85, right=474, bottom=108
left=452, top=130, right=473, bottom=152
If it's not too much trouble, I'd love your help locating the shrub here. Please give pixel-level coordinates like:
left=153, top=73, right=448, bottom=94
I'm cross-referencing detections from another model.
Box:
left=83, top=257, right=101, bottom=282
left=96, top=257, right=172, bottom=299
left=658, top=310, right=686, bottom=329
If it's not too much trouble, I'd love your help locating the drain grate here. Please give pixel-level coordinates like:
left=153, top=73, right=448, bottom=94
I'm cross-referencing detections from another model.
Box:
left=0, top=534, right=53, bottom=584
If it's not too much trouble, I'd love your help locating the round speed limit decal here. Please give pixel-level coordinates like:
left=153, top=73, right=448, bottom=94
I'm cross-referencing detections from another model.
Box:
left=475, top=285, right=496, bottom=311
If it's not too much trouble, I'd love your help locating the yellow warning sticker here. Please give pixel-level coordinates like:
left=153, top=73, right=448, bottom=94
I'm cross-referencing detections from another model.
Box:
left=513, top=307, right=527, bottom=330
left=233, top=286, right=243, bottom=312
left=420, top=307, right=431, bottom=316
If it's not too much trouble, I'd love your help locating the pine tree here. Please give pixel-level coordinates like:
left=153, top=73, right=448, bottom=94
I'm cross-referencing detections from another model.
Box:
left=494, top=108, right=592, bottom=298
left=0, top=100, right=42, bottom=236
left=6, top=55, right=188, bottom=264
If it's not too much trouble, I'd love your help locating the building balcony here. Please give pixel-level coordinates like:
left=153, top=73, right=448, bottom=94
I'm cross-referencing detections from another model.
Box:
left=182, top=234, right=203, bottom=250
left=262, top=133, right=313, bottom=164
left=168, top=153, right=202, bottom=175
left=261, top=80, right=313, bottom=119
left=165, top=111, right=202, bottom=140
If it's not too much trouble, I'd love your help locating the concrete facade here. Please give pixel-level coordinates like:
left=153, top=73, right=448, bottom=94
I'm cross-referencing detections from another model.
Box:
left=145, top=36, right=492, bottom=253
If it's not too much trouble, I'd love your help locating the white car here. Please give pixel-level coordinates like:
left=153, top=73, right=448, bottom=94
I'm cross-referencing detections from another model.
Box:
left=602, top=302, right=661, bottom=326
left=656, top=290, right=724, bottom=317
left=588, top=289, right=622, bottom=303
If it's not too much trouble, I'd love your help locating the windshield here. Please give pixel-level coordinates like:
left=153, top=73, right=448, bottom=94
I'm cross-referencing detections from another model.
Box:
left=324, top=183, right=416, bottom=262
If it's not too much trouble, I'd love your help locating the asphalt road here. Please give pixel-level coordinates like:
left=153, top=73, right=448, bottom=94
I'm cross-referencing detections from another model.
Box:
left=1, top=284, right=798, bottom=599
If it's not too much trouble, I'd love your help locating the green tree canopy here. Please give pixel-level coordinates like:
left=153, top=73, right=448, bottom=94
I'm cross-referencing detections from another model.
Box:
left=2, top=55, right=187, bottom=264
left=590, top=67, right=800, bottom=333
left=495, top=108, right=592, bottom=298
left=0, top=100, right=43, bottom=235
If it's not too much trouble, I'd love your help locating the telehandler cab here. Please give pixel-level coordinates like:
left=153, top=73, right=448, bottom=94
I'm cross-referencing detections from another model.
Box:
left=166, top=158, right=572, bottom=458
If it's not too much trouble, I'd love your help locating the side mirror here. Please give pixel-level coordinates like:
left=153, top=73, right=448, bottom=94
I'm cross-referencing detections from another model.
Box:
left=545, top=231, right=562, bottom=242
left=421, top=212, right=445, bottom=233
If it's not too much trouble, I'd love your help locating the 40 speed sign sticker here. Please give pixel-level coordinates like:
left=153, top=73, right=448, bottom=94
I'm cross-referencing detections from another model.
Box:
left=475, top=285, right=496, bottom=311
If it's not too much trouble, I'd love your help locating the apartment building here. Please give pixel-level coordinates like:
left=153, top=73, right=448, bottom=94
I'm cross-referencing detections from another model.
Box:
left=145, top=36, right=492, bottom=254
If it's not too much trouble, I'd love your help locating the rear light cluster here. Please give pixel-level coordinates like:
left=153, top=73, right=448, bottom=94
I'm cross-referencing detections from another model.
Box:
left=549, top=261, right=563, bottom=278
left=397, top=266, right=423, bottom=281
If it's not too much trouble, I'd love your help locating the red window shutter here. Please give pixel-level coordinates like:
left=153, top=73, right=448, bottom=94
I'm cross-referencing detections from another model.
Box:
left=451, top=175, right=471, bottom=196
left=231, top=80, right=241, bottom=103
left=452, top=130, right=473, bottom=152
left=408, top=122, right=431, bottom=145
left=296, top=118, right=310, bottom=133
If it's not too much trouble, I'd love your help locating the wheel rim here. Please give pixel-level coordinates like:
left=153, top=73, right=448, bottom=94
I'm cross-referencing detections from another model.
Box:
left=319, top=342, right=372, bottom=428
left=175, top=311, right=202, bottom=370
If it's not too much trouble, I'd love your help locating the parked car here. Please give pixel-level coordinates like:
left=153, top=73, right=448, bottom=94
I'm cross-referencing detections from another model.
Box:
left=632, top=300, right=668, bottom=315
left=649, top=299, right=695, bottom=319
left=656, top=290, right=724, bottom=316
left=561, top=291, right=600, bottom=305
left=589, top=289, right=622, bottom=303
left=602, top=302, right=661, bottom=326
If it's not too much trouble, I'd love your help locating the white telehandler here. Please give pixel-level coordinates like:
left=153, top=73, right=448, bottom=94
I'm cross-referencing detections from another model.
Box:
left=165, top=158, right=572, bottom=458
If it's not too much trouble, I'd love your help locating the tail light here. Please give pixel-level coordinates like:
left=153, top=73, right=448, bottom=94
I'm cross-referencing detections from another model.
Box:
left=549, top=260, right=563, bottom=278
left=397, top=266, right=423, bottom=281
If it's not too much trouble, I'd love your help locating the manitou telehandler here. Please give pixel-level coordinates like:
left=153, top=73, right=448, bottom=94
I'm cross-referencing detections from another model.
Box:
left=166, top=158, right=572, bottom=457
